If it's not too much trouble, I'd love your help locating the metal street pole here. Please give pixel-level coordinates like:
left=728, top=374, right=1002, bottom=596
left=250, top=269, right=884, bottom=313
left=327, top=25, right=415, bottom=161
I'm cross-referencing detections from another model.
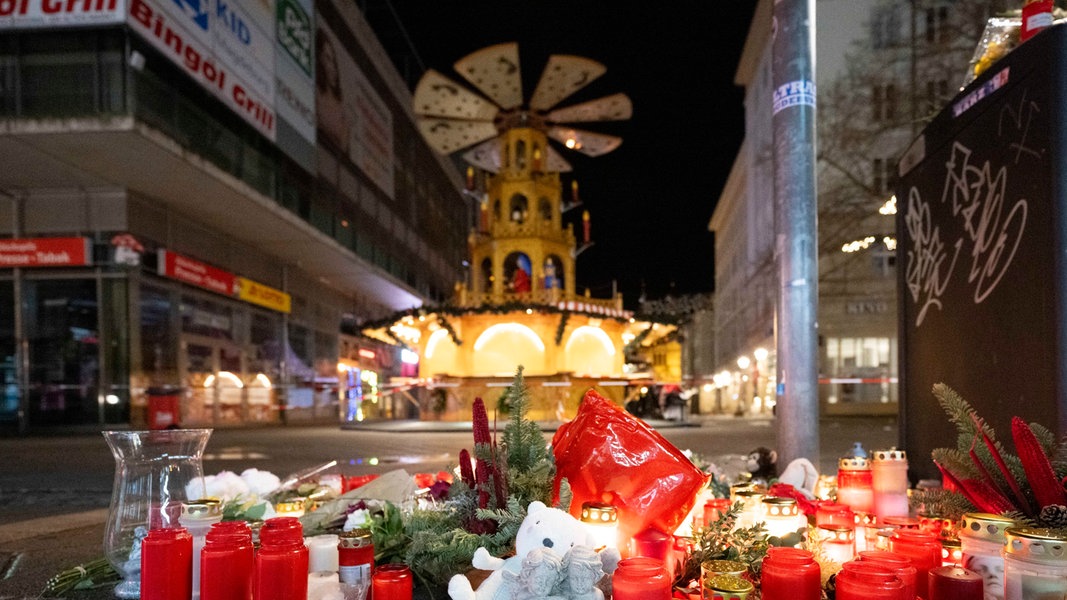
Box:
left=772, top=0, right=819, bottom=467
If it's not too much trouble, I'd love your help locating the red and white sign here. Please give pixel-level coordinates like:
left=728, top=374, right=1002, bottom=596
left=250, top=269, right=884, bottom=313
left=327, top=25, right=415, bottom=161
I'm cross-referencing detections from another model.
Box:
left=0, top=0, right=125, bottom=29
left=157, top=249, right=238, bottom=296
left=0, top=237, right=91, bottom=267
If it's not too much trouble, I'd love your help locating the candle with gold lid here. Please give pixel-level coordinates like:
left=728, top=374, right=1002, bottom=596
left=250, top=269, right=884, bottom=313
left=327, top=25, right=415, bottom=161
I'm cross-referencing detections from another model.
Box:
left=941, top=537, right=963, bottom=567
left=818, top=525, right=856, bottom=564
left=1003, top=526, right=1067, bottom=600
left=703, top=574, right=754, bottom=600
left=273, top=498, right=306, bottom=518
left=959, top=512, right=1016, bottom=600
left=837, top=454, right=874, bottom=514
left=733, top=489, right=765, bottom=529
left=580, top=501, right=619, bottom=551
left=180, top=498, right=223, bottom=600
left=870, top=448, right=909, bottom=519
left=761, top=497, right=806, bottom=543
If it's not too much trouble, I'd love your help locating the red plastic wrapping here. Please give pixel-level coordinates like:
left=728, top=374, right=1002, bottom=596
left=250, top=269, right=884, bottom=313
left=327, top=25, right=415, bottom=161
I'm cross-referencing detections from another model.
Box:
left=552, top=389, right=707, bottom=542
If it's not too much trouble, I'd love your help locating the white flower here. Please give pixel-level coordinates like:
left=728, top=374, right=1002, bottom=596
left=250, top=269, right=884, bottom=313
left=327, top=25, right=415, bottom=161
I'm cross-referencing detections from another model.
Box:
left=240, top=468, right=281, bottom=497
left=342, top=509, right=370, bottom=532
left=186, top=471, right=250, bottom=502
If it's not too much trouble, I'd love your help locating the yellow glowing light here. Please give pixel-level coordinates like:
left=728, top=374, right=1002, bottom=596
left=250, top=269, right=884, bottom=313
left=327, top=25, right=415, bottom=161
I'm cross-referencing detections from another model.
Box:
left=754, top=347, right=768, bottom=361
left=425, top=329, right=451, bottom=359
left=565, top=325, right=616, bottom=356
left=474, top=323, right=545, bottom=352
left=204, top=371, right=243, bottom=388
left=702, top=383, right=713, bottom=393
left=883, top=236, right=897, bottom=251
left=879, top=195, right=897, bottom=215
left=842, top=236, right=877, bottom=253
left=737, top=356, right=751, bottom=370
left=254, top=373, right=272, bottom=388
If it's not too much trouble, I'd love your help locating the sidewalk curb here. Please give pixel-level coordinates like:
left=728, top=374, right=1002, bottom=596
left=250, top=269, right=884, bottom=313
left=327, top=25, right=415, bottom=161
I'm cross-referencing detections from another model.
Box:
left=0, top=508, right=108, bottom=542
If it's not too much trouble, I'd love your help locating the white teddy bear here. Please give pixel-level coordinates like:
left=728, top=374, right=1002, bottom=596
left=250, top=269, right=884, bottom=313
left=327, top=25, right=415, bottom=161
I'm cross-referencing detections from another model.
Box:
left=447, top=501, right=620, bottom=600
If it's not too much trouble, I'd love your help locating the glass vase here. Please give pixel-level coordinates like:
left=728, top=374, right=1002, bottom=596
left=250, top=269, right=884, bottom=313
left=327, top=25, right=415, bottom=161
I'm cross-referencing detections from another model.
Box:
left=103, top=429, right=212, bottom=599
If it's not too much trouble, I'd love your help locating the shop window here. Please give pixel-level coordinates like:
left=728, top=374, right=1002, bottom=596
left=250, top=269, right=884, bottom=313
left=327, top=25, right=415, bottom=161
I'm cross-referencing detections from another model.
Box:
left=180, top=295, right=235, bottom=340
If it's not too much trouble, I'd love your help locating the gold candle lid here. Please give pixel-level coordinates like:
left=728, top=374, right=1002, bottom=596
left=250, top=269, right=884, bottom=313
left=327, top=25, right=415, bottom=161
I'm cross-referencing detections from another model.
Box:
left=705, top=573, right=754, bottom=594
left=1004, top=527, right=1067, bottom=561
left=959, top=513, right=1017, bottom=543
left=339, top=528, right=372, bottom=548
left=182, top=498, right=222, bottom=519
left=702, top=559, right=747, bottom=577
left=274, top=498, right=306, bottom=513
left=872, top=448, right=907, bottom=462
left=839, top=456, right=871, bottom=470
left=762, top=496, right=800, bottom=517
left=580, top=502, right=618, bottom=524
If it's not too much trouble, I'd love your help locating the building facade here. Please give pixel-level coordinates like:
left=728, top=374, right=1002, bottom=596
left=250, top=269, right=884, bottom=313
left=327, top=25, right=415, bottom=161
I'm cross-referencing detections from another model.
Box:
left=710, top=0, right=1002, bottom=416
left=0, top=0, right=468, bottom=431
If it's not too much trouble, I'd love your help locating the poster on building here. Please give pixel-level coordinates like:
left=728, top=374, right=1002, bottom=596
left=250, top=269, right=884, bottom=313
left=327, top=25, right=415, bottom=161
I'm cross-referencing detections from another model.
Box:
left=0, top=0, right=125, bottom=29
left=274, top=0, right=315, bottom=155
left=316, top=20, right=394, bottom=198
left=0, top=237, right=91, bottom=267
left=127, top=0, right=277, bottom=141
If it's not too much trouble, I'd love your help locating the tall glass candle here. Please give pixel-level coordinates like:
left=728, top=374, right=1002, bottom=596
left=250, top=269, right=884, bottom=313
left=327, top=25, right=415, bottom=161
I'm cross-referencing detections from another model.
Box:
left=859, top=549, right=917, bottom=600
left=1003, top=526, right=1067, bottom=600
left=254, top=517, right=309, bottom=600
left=613, top=557, right=672, bottom=600
left=704, top=498, right=732, bottom=527
left=890, top=529, right=942, bottom=599
left=306, top=534, right=340, bottom=573
left=201, top=525, right=253, bottom=600
left=928, top=565, right=983, bottom=600
left=733, top=489, right=765, bottom=530
left=580, top=502, right=619, bottom=551
left=371, top=564, right=413, bottom=600
left=761, top=497, right=806, bottom=542
left=959, top=512, right=1015, bottom=600
left=818, top=526, right=856, bottom=564
left=817, top=502, right=855, bottom=529
left=141, top=527, right=193, bottom=600
left=941, top=538, right=963, bottom=567
left=338, top=528, right=374, bottom=587
left=760, top=547, right=820, bottom=600
left=180, top=499, right=223, bottom=600
left=837, top=455, right=874, bottom=514
left=836, top=560, right=906, bottom=600
left=871, top=448, right=909, bottom=519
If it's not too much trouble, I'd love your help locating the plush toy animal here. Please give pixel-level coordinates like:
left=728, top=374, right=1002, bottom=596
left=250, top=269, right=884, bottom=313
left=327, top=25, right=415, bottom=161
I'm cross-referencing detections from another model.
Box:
left=447, top=501, right=619, bottom=600
left=745, top=446, right=778, bottom=486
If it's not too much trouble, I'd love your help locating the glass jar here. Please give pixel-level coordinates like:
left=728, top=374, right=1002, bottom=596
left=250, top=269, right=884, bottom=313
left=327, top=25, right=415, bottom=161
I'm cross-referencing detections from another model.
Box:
left=704, top=498, right=732, bottom=527
left=580, top=502, right=619, bottom=550
left=201, top=524, right=253, bottom=600
left=959, top=512, right=1015, bottom=600
left=254, top=517, right=309, bottom=600
left=760, top=547, right=820, bottom=600
left=929, top=565, right=983, bottom=600
left=837, top=455, right=874, bottom=514
left=338, top=528, right=374, bottom=587
left=870, top=448, right=909, bottom=519
left=733, top=489, right=765, bottom=529
left=858, top=549, right=917, bottom=600
left=1003, top=526, right=1067, bottom=600
left=835, top=560, right=905, bottom=600
left=141, top=527, right=193, bottom=600
left=889, top=528, right=941, bottom=599
left=816, top=502, right=855, bottom=529
left=941, top=537, right=963, bottom=566
left=817, top=526, right=856, bottom=564
left=371, top=564, right=413, bottom=600
left=103, top=429, right=211, bottom=599
left=761, top=497, right=806, bottom=542
left=613, top=556, right=671, bottom=599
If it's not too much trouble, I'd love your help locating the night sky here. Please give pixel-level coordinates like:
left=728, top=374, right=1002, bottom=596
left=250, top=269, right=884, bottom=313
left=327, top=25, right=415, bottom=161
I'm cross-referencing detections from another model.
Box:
left=377, top=2, right=757, bottom=308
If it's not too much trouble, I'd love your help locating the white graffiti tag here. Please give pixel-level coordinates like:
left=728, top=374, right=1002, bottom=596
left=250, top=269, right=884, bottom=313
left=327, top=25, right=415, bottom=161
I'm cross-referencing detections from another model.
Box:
left=939, top=142, right=1028, bottom=304
left=905, top=187, right=962, bottom=327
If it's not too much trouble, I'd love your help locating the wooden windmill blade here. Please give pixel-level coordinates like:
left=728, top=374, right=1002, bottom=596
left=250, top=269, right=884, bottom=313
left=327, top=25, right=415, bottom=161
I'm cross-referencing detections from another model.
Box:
left=413, top=70, right=501, bottom=121
left=452, top=42, right=524, bottom=110
left=546, top=127, right=623, bottom=157
left=529, top=54, right=607, bottom=112
left=462, top=138, right=504, bottom=173
left=417, top=118, right=500, bottom=155
left=546, top=93, right=632, bottom=124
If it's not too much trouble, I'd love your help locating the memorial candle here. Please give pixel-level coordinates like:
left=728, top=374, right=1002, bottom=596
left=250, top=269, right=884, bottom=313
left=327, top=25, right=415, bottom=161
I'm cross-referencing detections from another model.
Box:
left=760, top=547, right=821, bottom=600
left=928, top=565, right=983, bottom=600
left=371, top=564, right=413, bottom=600
left=612, top=556, right=671, bottom=600
left=889, top=529, right=942, bottom=599
left=631, top=527, right=672, bottom=563
left=141, top=527, right=193, bottom=600
left=859, top=550, right=917, bottom=600
left=835, top=560, right=906, bottom=600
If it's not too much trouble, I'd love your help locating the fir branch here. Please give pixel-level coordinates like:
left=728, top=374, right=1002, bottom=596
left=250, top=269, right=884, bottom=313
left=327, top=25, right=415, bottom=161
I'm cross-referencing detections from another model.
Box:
left=931, top=447, right=979, bottom=480
left=1030, top=421, right=1059, bottom=460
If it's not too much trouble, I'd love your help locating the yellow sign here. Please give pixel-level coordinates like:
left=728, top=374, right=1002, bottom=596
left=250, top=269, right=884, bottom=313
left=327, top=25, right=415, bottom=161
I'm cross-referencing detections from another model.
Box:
left=236, top=277, right=291, bottom=313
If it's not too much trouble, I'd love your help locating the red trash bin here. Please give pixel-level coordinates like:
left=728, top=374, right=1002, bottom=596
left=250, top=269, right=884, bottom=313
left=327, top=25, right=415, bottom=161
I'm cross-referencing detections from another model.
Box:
left=146, top=386, right=182, bottom=430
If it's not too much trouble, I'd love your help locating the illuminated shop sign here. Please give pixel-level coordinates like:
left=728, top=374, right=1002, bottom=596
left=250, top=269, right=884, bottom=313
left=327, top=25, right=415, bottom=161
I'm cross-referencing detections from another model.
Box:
left=157, top=249, right=290, bottom=313
left=0, top=237, right=91, bottom=267
left=0, top=0, right=125, bottom=29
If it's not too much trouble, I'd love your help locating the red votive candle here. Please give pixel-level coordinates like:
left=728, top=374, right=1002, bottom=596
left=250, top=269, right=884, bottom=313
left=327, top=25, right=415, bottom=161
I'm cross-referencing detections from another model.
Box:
left=371, top=563, right=413, bottom=600
left=613, top=556, right=672, bottom=600
left=254, top=517, right=308, bottom=600
left=817, top=502, right=856, bottom=529
left=889, top=529, right=942, bottom=599
left=928, top=565, right=983, bottom=600
left=631, top=527, right=672, bottom=562
left=835, top=560, right=906, bottom=600
left=704, top=498, right=732, bottom=526
left=141, top=527, right=193, bottom=600
left=760, top=547, right=821, bottom=600
left=201, top=527, right=253, bottom=600
left=859, top=549, right=917, bottom=600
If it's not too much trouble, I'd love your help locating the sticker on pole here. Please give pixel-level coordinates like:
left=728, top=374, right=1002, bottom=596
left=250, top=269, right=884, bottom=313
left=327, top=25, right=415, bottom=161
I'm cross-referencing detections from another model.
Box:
left=772, top=79, right=816, bottom=115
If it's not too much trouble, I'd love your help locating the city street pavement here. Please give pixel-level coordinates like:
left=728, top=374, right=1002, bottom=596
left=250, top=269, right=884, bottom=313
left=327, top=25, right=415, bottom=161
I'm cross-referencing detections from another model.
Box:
left=0, top=414, right=898, bottom=599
